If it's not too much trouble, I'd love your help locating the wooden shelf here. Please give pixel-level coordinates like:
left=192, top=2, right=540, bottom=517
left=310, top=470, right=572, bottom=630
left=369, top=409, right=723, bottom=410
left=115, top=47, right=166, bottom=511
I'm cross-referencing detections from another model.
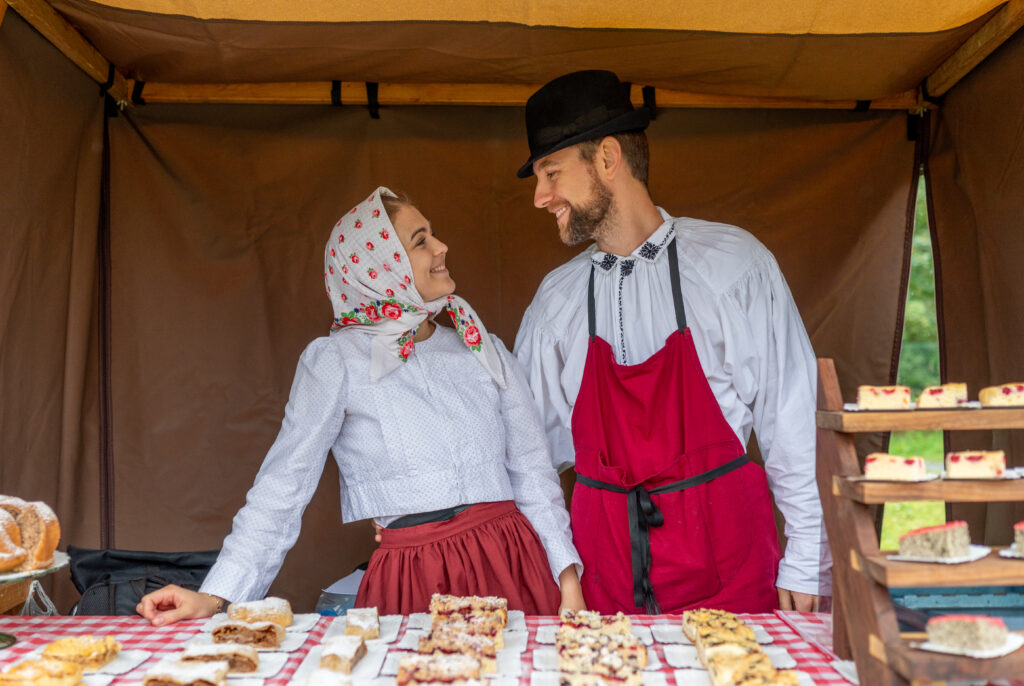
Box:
left=853, top=548, right=1024, bottom=587
left=816, top=407, right=1024, bottom=432
left=871, top=633, right=1024, bottom=683
left=834, top=475, right=1024, bottom=503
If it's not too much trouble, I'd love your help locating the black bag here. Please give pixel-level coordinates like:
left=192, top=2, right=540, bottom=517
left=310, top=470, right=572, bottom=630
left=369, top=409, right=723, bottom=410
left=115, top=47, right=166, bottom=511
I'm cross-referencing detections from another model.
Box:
left=68, top=546, right=220, bottom=616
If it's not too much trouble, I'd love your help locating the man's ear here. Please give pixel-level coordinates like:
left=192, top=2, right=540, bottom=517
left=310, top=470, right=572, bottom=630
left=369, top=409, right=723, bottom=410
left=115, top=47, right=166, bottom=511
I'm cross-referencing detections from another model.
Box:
left=597, top=136, right=624, bottom=179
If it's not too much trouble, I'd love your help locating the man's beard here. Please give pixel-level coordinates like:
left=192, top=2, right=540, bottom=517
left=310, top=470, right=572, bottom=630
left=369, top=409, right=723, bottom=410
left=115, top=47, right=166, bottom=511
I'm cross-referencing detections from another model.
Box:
left=562, top=169, right=614, bottom=246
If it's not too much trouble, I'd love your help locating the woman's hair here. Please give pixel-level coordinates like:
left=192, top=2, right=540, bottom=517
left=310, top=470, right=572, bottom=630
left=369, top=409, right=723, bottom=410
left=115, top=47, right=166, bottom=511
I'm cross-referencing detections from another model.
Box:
left=381, top=191, right=416, bottom=223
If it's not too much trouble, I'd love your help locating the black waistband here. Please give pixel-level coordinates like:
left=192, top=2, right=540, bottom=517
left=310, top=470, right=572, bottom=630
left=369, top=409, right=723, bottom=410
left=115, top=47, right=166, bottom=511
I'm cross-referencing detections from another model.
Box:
left=386, top=505, right=471, bottom=529
left=575, top=454, right=750, bottom=613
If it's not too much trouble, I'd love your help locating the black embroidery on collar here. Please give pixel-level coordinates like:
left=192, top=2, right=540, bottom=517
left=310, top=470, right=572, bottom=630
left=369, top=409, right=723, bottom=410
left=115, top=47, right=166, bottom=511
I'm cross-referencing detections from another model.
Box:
left=595, top=253, right=618, bottom=271
left=638, top=242, right=659, bottom=260
left=620, top=259, right=635, bottom=277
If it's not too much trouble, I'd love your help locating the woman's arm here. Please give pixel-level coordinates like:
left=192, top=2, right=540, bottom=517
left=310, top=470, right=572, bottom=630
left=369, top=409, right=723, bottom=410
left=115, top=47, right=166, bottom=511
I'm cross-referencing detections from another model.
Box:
left=558, top=565, right=586, bottom=612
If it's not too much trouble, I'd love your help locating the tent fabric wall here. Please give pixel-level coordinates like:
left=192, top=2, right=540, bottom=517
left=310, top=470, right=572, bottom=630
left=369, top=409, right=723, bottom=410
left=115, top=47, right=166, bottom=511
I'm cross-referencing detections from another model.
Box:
left=0, top=11, right=104, bottom=608
left=929, top=28, right=1024, bottom=544
left=51, top=0, right=991, bottom=101
left=99, top=101, right=914, bottom=608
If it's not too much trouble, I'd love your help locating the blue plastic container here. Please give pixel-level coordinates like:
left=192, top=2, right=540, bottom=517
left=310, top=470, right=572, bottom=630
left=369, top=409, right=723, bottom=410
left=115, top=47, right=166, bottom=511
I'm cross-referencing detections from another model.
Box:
left=891, top=586, right=1024, bottom=630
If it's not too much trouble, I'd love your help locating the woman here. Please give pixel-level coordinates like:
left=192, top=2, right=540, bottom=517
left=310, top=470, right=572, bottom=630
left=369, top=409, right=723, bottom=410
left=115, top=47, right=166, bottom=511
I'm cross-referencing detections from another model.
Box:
left=137, top=187, right=583, bottom=625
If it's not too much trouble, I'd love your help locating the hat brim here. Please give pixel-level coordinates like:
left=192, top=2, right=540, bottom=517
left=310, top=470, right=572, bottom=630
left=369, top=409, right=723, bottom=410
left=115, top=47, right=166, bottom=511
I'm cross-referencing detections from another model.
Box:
left=516, top=108, right=651, bottom=179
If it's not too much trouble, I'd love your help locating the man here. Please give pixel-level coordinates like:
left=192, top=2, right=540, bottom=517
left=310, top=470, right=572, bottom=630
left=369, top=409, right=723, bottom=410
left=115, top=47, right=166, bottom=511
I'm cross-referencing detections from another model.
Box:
left=513, top=70, right=831, bottom=614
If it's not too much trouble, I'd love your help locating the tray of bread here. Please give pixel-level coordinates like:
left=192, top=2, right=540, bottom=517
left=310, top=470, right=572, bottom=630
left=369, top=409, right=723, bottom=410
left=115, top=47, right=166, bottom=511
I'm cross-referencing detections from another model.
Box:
left=0, top=495, right=65, bottom=585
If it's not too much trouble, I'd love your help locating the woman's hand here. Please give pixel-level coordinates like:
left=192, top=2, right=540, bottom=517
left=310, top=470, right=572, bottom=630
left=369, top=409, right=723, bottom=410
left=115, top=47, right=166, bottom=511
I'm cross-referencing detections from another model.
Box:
left=371, top=520, right=383, bottom=543
left=136, top=584, right=222, bottom=626
left=557, top=565, right=586, bottom=613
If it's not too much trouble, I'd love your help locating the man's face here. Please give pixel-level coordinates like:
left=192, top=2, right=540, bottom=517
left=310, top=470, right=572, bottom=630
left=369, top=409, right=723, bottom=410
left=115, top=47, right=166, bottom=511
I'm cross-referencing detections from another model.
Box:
left=532, top=146, right=613, bottom=246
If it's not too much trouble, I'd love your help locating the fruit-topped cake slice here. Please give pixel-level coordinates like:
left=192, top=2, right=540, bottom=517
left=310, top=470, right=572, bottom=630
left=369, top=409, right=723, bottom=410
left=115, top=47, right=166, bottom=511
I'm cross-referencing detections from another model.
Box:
left=898, top=520, right=971, bottom=559
left=979, top=383, right=1024, bottom=406
left=945, top=450, right=1006, bottom=479
left=863, top=453, right=927, bottom=480
left=856, top=385, right=911, bottom=410
left=917, top=383, right=968, bottom=408
left=926, top=615, right=1008, bottom=651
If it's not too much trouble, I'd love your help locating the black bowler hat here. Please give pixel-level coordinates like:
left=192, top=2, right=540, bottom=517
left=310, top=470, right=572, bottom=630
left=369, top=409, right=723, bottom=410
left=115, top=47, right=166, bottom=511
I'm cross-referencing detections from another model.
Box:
left=517, top=70, right=651, bottom=179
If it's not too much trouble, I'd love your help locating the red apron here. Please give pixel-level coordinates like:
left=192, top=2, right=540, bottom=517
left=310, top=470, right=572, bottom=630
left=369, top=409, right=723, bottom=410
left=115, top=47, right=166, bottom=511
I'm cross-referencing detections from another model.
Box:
left=571, top=238, right=781, bottom=614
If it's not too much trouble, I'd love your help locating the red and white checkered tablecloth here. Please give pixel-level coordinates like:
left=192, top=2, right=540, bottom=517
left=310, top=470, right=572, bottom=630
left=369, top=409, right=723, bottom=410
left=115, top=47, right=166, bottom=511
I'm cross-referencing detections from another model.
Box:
left=0, top=612, right=849, bottom=685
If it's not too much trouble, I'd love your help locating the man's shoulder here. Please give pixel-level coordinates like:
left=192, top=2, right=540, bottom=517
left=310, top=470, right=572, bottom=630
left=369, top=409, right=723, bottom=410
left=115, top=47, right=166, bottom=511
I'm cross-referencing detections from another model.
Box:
left=530, top=247, right=594, bottom=310
left=672, top=216, right=776, bottom=294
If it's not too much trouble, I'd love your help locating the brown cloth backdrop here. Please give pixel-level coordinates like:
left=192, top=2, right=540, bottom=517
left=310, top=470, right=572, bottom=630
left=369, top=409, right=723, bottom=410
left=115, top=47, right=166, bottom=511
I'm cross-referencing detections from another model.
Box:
left=929, top=28, right=1024, bottom=543
left=3, top=11, right=925, bottom=611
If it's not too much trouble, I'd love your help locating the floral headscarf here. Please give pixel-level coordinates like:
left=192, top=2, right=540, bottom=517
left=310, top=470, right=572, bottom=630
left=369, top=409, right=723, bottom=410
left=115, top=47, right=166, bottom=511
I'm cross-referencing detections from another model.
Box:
left=324, top=187, right=506, bottom=387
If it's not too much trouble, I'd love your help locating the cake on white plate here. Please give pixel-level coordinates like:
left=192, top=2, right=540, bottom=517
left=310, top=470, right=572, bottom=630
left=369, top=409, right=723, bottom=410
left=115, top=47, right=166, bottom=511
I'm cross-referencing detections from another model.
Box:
left=898, top=521, right=971, bottom=559
left=1015, top=521, right=1024, bottom=554
left=979, top=383, right=1024, bottom=407
left=945, top=450, right=1006, bottom=479
left=917, top=383, right=968, bottom=408
left=926, top=614, right=1008, bottom=651
left=856, top=385, right=911, bottom=410
left=863, top=453, right=927, bottom=480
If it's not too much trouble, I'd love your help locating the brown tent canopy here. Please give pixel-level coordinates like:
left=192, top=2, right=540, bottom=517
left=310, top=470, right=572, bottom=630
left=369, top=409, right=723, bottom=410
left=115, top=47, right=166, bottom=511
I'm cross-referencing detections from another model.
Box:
left=2, top=0, right=1023, bottom=614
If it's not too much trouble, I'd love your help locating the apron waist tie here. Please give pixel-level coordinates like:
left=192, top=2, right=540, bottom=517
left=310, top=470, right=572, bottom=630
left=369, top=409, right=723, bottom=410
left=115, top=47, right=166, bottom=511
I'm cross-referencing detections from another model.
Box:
left=575, top=454, right=750, bottom=613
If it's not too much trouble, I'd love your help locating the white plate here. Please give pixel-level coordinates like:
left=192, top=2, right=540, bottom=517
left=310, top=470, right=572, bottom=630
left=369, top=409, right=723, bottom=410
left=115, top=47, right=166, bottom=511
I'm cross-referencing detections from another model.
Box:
left=187, top=631, right=308, bottom=653
left=941, top=470, right=1022, bottom=480
left=10, top=649, right=149, bottom=676
left=379, top=650, right=521, bottom=678
left=406, top=611, right=526, bottom=632
left=673, top=669, right=813, bottom=686
left=202, top=613, right=319, bottom=634
left=999, top=545, right=1024, bottom=559
left=913, top=632, right=1024, bottom=659
left=531, top=646, right=659, bottom=672
left=887, top=544, right=991, bottom=564
left=847, top=474, right=939, bottom=483
left=531, top=673, right=666, bottom=686
left=291, top=644, right=389, bottom=682
left=323, top=615, right=402, bottom=645
left=82, top=676, right=114, bottom=686
left=394, top=629, right=525, bottom=654
left=534, top=624, right=653, bottom=646
left=662, top=645, right=789, bottom=670
left=0, top=551, right=70, bottom=585
left=650, top=624, right=773, bottom=645
left=844, top=403, right=916, bottom=412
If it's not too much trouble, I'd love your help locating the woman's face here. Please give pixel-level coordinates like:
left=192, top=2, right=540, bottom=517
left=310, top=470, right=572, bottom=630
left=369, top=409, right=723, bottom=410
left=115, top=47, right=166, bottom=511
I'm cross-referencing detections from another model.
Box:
left=392, top=205, right=456, bottom=302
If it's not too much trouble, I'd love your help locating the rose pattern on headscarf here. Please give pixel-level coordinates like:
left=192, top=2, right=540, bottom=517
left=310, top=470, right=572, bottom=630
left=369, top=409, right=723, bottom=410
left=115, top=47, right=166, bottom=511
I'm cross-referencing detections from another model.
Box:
left=324, top=186, right=505, bottom=386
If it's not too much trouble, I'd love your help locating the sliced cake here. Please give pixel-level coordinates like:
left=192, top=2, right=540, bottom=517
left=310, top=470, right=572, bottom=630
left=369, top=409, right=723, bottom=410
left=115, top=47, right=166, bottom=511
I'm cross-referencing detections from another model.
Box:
left=226, top=597, right=293, bottom=627
left=319, top=635, right=366, bottom=674
left=210, top=619, right=285, bottom=649
left=181, top=643, right=259, bottom=673
left=1015, top=521, right=1024, bottom=554
left=417, top=623, right=497, bottom=674
left=681, top=609, right=739, bottom=641
left=395, top=654, right=481, bottom=686
left=917, top=383, right=968, bottom=408
left=0, top=658, right=83, bottom=686
left=946, top=450, right=1006, bottom=479
left=345, top=607, right=380, bottom=640
left=429, top=594, right=508, bottom=626
left=926, top=614, right=1008, bottom=651
left=559, top=609, right=631, bottom=634
left=432, top=612, right=504, bottom=649
left=863, top=453, right=927, bottom=480
left=42, top=635, right=121, bottom=670
left=856, top=385, right=911, bottom=410
left=898, top=521, right=971, bottom=559
left=979, top=383, right=1024, bottom=407
left=143, top=656, right=229, bottom=686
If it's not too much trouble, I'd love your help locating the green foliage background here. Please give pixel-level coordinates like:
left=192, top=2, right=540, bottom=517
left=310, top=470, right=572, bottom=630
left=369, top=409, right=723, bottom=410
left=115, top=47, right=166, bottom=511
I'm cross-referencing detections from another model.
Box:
left=878, top=177, right=946, bottom=550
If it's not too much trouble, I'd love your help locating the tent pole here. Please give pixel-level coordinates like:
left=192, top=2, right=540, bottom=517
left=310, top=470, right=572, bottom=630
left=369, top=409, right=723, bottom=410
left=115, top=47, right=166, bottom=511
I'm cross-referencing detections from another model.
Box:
left=5, top=0, right=133, bottom=105
left=926, top=0, right=1024, bottom=97
left=138, top=81, right=926, bottom=110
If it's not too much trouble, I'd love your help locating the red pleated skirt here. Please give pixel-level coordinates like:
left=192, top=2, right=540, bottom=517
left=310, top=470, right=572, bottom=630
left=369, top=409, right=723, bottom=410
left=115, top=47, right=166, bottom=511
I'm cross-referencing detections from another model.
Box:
left=355, top=500, right=560, bottom=615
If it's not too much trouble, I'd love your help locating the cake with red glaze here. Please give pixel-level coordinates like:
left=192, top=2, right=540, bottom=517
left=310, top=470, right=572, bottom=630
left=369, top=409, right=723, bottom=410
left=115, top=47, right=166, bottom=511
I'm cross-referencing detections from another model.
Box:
left=856, top=385, right=911, bottom=410
left=980, top=383, right=1024, bottom=406
left=926, top=614, right=1008, bottom=651
left=1015, top=521, right=1024, bottom=554
left=898, top=521, right=970, bottom=559
left=917, top=383, right=968, bottom=408
left=863, top=453, right=927, bottom=480
left=945, top=450, right=1006, bottom=479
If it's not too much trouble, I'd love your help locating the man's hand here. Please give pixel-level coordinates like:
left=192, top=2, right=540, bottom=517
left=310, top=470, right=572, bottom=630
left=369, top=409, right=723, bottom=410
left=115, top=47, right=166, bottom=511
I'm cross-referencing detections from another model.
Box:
left=557, top=566, right=586, bottom=613
left=777, top=587, right=820, bottom=612
left=371, top=521, right=383, bottom=543
left=136, top=584, right=221, bottom=626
